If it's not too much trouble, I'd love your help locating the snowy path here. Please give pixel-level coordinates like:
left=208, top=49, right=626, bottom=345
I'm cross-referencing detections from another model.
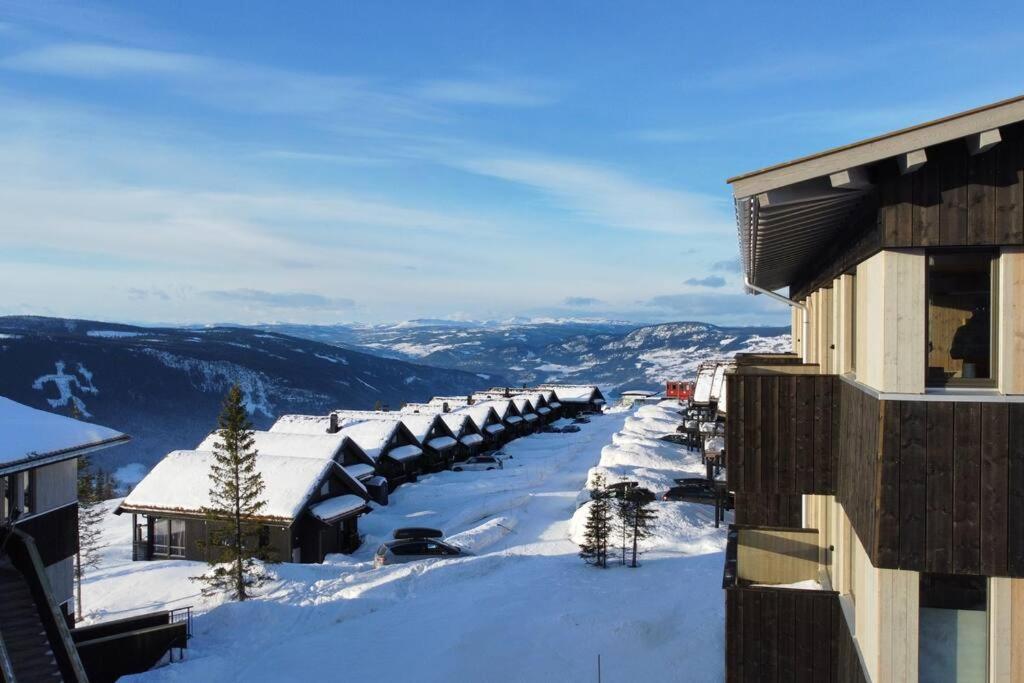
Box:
left=90, top=407, right=726, bottom=682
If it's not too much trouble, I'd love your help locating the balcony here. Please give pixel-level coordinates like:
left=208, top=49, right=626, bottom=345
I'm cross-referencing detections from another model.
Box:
left=724, top=360, right=837, bottom=497
left=723, top=525, right=864, bottom=682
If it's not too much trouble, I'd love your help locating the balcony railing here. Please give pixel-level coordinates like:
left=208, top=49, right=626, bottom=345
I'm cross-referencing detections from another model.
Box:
left=722, top=525, right=864, bottom=682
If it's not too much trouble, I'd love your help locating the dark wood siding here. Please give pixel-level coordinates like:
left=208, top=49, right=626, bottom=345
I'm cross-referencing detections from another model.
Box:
left=833, top=379, right=1024, bottom=577
left=732, top=492, right=802, bottom=527
left=725, top=587, right=853, bottom=682
left=726, top=373, right=838, bottom=495
left=16, top=502, right=78, bottom=567
left=790, top=123, right=1024, bottom=300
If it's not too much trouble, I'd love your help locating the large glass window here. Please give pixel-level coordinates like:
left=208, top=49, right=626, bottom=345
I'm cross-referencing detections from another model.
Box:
left=927, top=251, right=996, bottom=386
left=919, top=574, right=988, bottom=682
left=153, top=518, right=169, bottom=556
left=169, top=519, right=186, bottom=557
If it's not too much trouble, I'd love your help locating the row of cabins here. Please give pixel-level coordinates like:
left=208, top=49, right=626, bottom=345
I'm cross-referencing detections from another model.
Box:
left=720, top=95, right=1024, bottom=681
left=1, top=397, right=190, bottom=681
left=118, top=384, right=606, bottom=567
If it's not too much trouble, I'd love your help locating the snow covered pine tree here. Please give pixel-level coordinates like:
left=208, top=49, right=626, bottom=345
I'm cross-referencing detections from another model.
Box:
left=193, top=384, right=269, bottom=601
left=579, top=472, right=613, bottom=568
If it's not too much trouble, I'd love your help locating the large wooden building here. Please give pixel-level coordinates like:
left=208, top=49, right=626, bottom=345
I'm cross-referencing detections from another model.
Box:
left=723, top=94, right=1024, bottom=681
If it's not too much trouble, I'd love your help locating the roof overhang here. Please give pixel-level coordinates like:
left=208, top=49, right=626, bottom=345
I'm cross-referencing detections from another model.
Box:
left=0, top=434, right=131, bottom=477
left=727, top=93, right=1024, bottom=291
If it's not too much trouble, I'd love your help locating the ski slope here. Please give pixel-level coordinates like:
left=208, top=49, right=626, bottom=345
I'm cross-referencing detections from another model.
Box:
left=86, top=404, right=727, bottom=682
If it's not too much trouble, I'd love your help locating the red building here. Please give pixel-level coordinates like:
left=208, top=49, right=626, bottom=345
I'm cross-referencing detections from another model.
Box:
left=664, top=380, right=693, bottom=400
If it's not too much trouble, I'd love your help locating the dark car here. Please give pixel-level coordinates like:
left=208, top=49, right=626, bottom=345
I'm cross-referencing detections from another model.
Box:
left=374, top=528, right=472, bottom=568
left=663, top=479, right=734, bottom=509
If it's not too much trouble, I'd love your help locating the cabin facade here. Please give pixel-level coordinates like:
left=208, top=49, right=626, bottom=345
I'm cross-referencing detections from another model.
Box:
left=453, top=404, right=507, bottom=449
left=119, top=448, right=369, bottom=564
left=537, top=384, right=606, bottom=417
left=723, top=95, right=1024, bottom=682
left=396, top=412, right=459, bottom=472
left=473, top=397, right=526, bottom=438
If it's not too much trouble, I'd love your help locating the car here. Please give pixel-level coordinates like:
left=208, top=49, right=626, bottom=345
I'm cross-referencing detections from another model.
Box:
left=373, top=530, right=472, bottom=568
left=663, top=479, right=734, bottom=509
left=452, top=455, right=503, bottom=472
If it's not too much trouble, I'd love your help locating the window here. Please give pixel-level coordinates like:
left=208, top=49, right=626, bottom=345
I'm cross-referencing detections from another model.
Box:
left=152, top=518, right=186, bottom=558
left=919, top=574, right=988, bottom=682
left=169, top=519, right=186, bottom=557
left=153, top=518, right=169, bottom=556
left=927, top=251, right=996, bottom=386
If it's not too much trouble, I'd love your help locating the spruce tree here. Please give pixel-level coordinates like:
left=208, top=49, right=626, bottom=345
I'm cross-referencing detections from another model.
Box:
left=194, top=385, right=268, bottom=601
left=579, top=472, right=612, bottom=567
left=623, top=487, right=658, bottom=568
left=75, top=456, right=105, bottom=620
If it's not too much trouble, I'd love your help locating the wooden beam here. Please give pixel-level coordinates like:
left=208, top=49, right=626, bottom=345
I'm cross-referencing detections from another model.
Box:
left=897, top=149, right=927, bottom=174
left=829, top=167, right=872, bottom=189
left=967, top=128, right=1002, bottom=155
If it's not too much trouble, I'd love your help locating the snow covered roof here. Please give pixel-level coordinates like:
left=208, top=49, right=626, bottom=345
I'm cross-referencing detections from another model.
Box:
left=439, top=412, right=473, bottom=437
left=427, top=436, right=458, bottom=450
left=0, top=396, right=129, bottom=472
left=398, top=413, right=444, bottom=442
left=428, top=396, right=471, bottom=410
left=309, top=494, right=367, bottom=523
left=511, top=397, right=535, bottom=413
left=121, top=450, right=336, bottom=522
left=620, top=390, right=658, bottom=397
left=196, top=430, right=346, bottom=463
left=709, top=363, right=734, bottom=402
left=335, top=419, right=404, bottom=461
left=460, top=433, right=484, bottom=446
left=475, top=399, right=514, bottom=420
left=691, top=365, right=717, bottom=405
left=269, top=414, right=331, bottom=435
left=387, top=444, right=423, bottom=463
left=537, top=384, right=603, bottom=404
left=453, top=404, right=500, bottom=432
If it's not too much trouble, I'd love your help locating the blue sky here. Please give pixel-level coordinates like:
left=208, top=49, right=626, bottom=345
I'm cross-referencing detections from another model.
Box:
left=2, top=1, right=1024, bottom=326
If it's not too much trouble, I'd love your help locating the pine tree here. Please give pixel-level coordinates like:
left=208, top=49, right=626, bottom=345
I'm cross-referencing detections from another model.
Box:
left=75, top=455, right=105, bottom=620
left=193, top=385, right=268, bottom=601
left=622, top=487, right=658, bottom=568
left=615, top=495, right=630, bottom=566
left=579, top=472, right=613, bottom=567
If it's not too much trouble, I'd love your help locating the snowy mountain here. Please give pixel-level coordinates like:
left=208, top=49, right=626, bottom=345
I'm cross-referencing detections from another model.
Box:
left=258, top=319, right=791, bottom=393
left=0, top=317, right=502, bottom=477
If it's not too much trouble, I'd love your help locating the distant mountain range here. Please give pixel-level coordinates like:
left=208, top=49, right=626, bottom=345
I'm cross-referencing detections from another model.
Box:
left=254, top=319, right=791, bottom=392
left=0, top=316, right=501, bottom=478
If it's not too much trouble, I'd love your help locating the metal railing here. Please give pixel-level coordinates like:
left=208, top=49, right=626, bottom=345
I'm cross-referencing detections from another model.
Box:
left=168, top=606, right=193, bottom=662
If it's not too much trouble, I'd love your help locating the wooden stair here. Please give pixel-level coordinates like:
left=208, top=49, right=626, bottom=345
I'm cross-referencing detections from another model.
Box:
left=0, top=562, right=63, bottom=681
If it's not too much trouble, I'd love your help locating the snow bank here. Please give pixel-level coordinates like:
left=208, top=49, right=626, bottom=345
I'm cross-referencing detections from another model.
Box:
left=445, top=515, right=517, bottom=553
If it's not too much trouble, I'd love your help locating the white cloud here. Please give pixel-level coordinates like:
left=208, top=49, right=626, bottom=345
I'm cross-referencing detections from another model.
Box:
left=453, top=154, right=732, bottom=236
left=414, top=78, right=555, bottom=107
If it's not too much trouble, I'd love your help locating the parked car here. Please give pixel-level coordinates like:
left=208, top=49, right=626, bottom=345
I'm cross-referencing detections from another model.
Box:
left=374, top=528, right=472, bottom=568
left=573, top=416, right=591, bottom=424
left=543, top=423, right=580, bottom=434
left=452, top=455, right=503, bottom=472
left=663, top=479, right=734, bottom=509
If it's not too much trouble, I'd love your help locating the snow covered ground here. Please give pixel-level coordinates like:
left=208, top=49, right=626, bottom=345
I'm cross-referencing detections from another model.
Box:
left=85, top=405, right=727, bottom=682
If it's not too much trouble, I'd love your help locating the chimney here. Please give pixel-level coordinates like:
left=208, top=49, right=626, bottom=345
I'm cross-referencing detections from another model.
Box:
left=328, top=413, right=339, bottom=434
left=442, top=402, right=450, bottom=413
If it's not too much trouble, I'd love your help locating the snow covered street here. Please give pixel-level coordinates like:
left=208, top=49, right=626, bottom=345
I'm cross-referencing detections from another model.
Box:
left=88, top=405, right=727, bottom=682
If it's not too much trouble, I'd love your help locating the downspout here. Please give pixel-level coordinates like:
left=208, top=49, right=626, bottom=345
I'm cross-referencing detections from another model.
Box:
left=743, top=276, right=809, bottom=364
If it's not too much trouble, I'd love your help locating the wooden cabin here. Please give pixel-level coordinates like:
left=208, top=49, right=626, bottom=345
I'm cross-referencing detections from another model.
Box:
left=401, top=405, right=486, bottom=461
left=396, top=412, right=459, bottom=472
left=723, top=94, right=1024, bottom=682
left=272, top=411, right=426, bottom=491
left=453, top=404, right=507, bottom=449
left=472, top=397, right=525, bottom=439
left=536, top=384, right=606, bottom=417
left=119, top=447, right=369, bottom=564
